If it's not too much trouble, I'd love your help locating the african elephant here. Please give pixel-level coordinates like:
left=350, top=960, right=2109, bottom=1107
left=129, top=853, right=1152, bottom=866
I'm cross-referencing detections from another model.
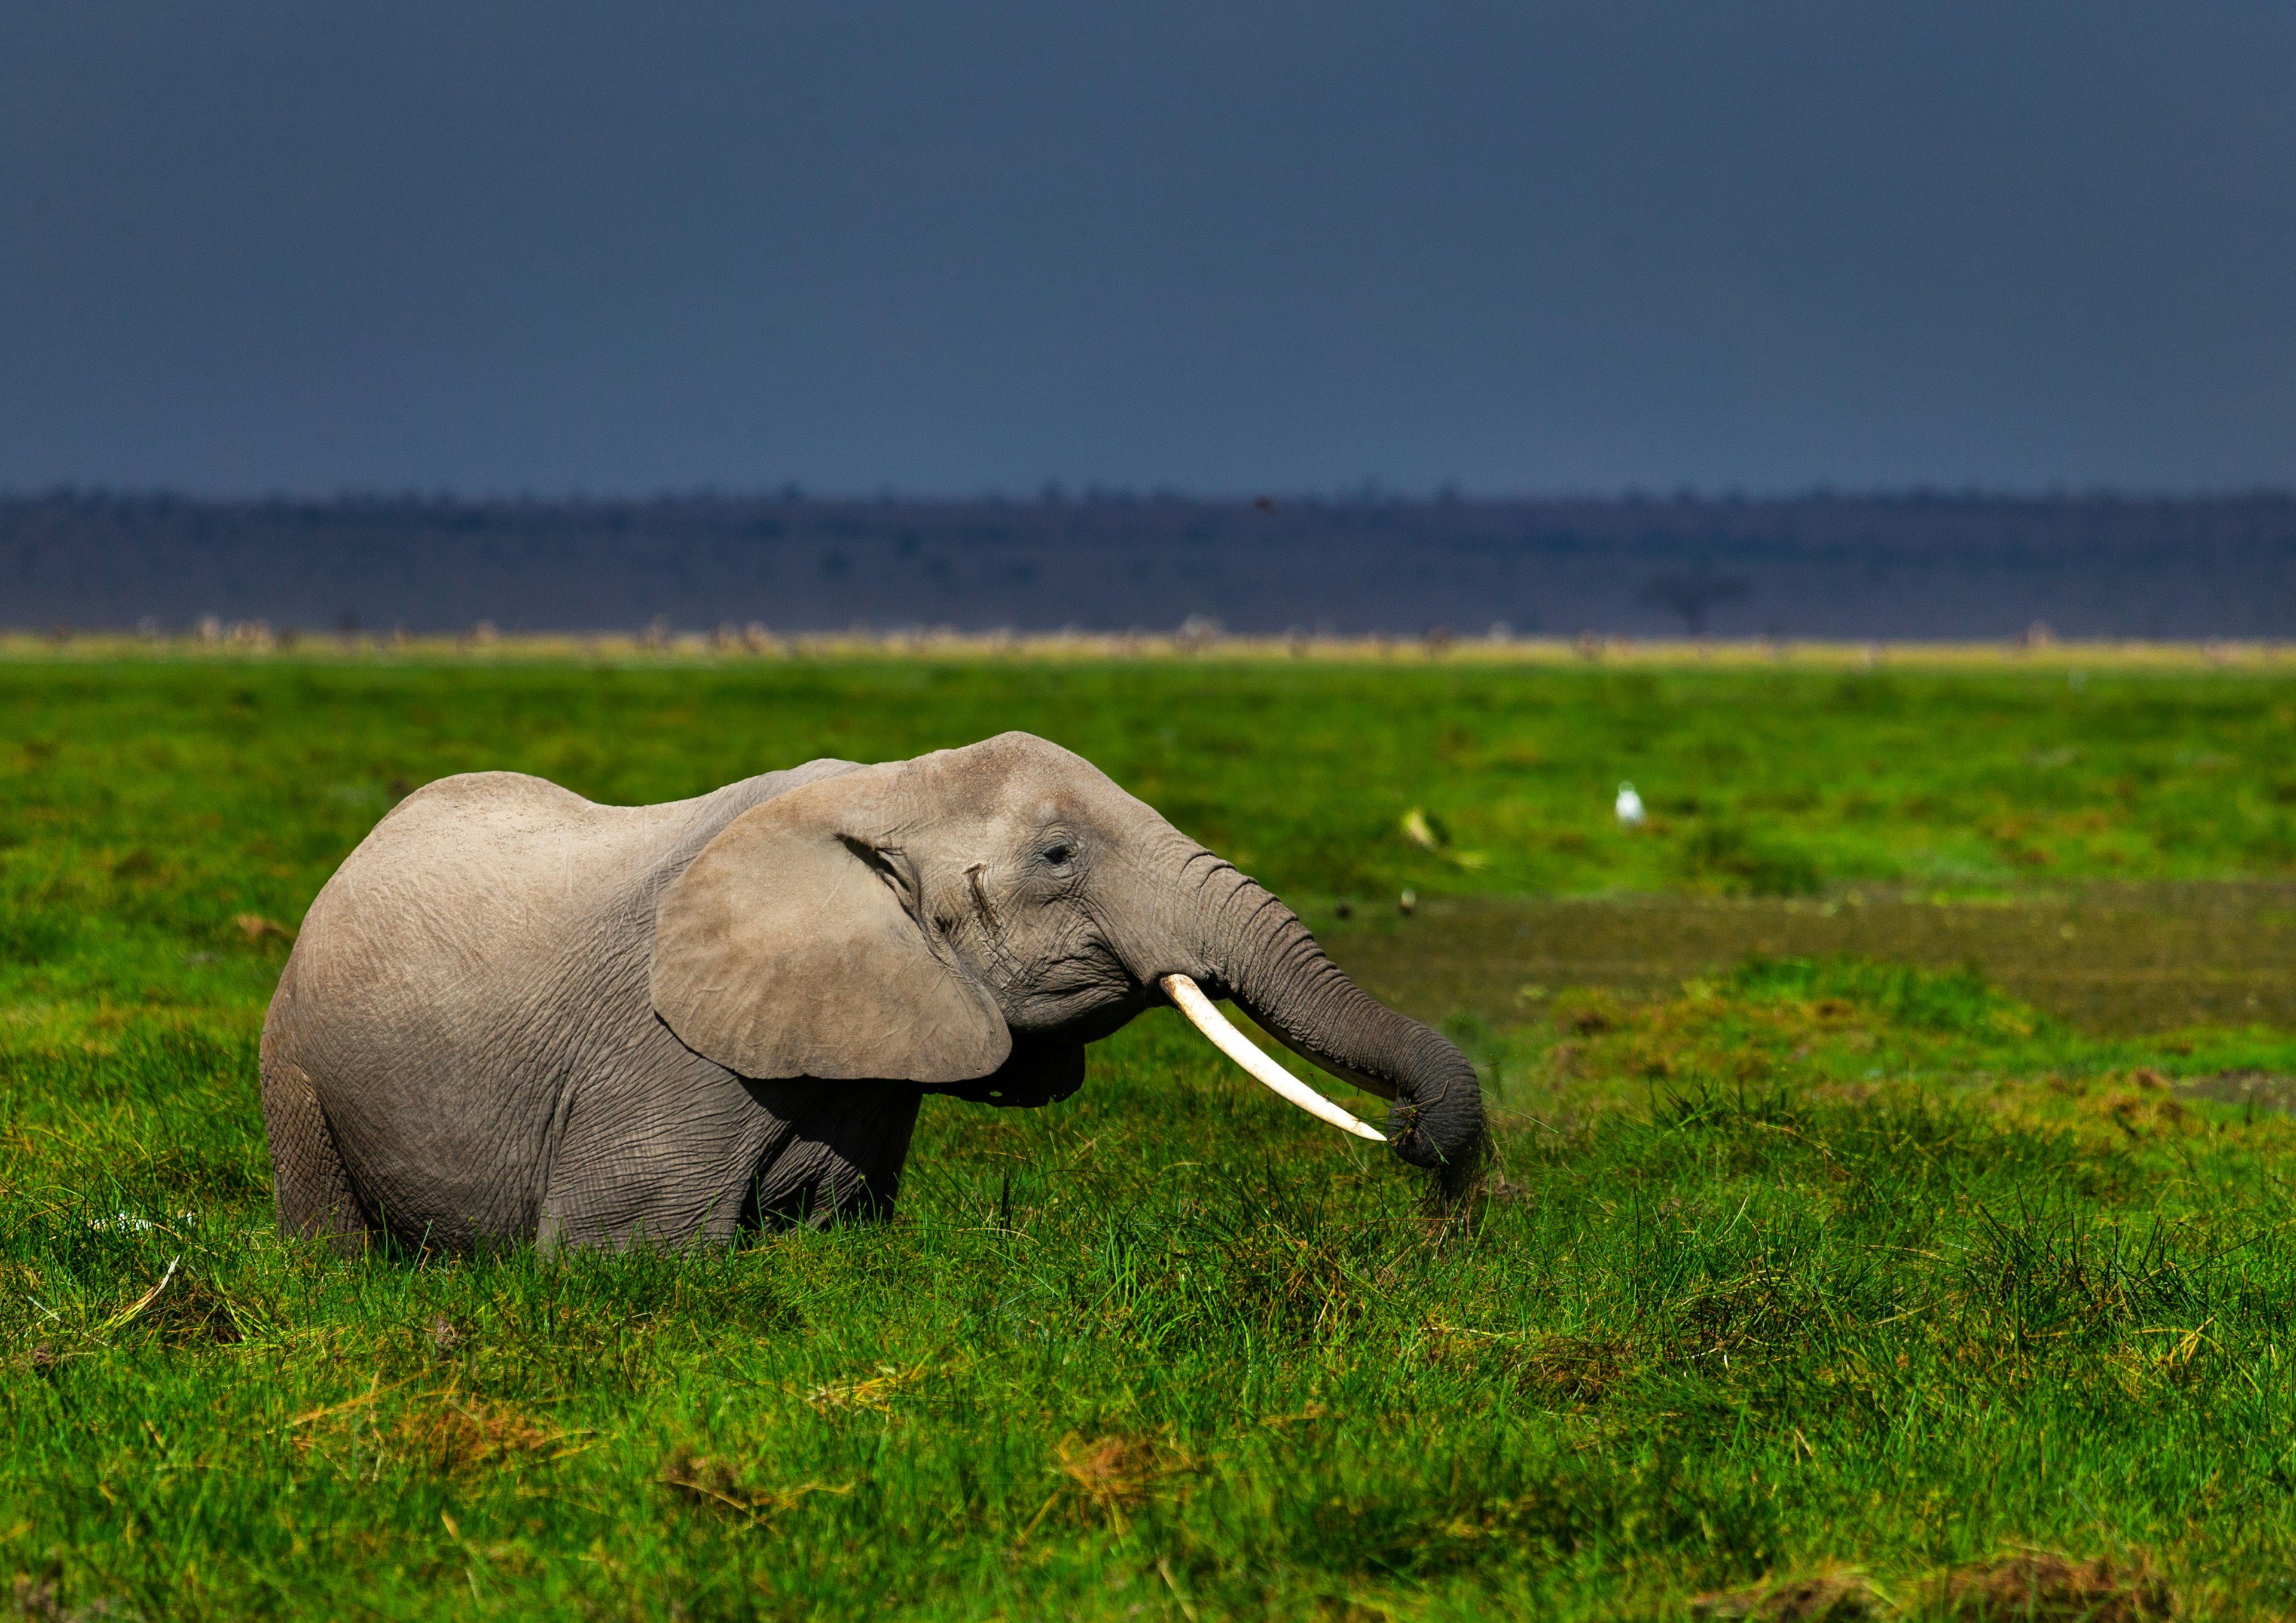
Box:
left=261, top=731, right=1484, bottom=1254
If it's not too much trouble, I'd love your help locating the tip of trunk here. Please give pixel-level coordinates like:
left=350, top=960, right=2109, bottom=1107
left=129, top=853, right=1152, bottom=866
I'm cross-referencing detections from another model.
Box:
left=1381, top=1046, right=1486, bottom=1193
left=1419, top=1127, right=1491, bottom=1209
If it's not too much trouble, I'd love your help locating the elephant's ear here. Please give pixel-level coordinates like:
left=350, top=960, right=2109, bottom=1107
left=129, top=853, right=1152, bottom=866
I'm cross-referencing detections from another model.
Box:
left=649, top=768, right=1010, bottom=1083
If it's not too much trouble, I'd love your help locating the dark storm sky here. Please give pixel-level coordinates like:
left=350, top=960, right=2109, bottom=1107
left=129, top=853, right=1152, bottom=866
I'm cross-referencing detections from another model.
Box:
left=4, top=2, right=2293, bottom=496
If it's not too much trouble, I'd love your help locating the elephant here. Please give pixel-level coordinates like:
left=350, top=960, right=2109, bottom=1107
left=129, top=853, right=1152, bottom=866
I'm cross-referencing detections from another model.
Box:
left=260, top=731, right=1485, bottom=1254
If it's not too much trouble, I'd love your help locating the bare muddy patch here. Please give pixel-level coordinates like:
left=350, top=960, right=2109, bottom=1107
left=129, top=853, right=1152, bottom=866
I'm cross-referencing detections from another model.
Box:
left=1318, top=882, right=2296, bottom=1035
left=2173, top=1067, right=2296, bottom=1114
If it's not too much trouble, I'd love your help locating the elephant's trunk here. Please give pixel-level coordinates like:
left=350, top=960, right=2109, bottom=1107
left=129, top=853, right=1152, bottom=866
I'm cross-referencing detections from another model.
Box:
left=1168, top=855, right=1485, bottom=1196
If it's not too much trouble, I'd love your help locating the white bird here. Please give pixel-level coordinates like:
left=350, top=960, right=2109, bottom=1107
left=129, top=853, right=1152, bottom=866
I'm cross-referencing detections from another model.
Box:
left=1615, top=781, right=1647, bottom=827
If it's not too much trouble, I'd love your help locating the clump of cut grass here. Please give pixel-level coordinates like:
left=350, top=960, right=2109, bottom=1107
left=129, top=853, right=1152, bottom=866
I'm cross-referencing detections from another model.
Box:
left=658, top=1450, right=852, bottom=1524
left=394, top=1394, right=564, bottom=1474
left=1049, top=1431, right=1199, bottom=1529
left=1931, top=1551, right=2173, bottom=1622
left=1433, top=1326, right=1632, bottom=1405
left=1694, top=1567, right=1886, bottom=1621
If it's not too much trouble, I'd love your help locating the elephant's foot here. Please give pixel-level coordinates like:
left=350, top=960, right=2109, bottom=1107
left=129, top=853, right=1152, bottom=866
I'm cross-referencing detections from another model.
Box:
left=740, top=1080, right=925, bottom=1230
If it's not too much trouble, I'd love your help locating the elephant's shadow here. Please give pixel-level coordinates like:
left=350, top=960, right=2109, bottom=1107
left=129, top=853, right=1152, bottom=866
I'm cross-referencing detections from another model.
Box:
left=734, top=1037, right=1083, bottom=1227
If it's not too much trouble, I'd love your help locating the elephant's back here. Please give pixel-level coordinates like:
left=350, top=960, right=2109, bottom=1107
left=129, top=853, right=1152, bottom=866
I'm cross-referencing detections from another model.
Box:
left=295, top=771, right=668, bottom=998
left=299, top=760, right=866, bottom=962
left=282, top=761, right=865, bottom=1038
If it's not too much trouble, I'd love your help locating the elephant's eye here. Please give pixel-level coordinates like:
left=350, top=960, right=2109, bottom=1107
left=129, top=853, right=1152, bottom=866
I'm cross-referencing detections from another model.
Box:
left=1040, top=843, right=1073, bottom=867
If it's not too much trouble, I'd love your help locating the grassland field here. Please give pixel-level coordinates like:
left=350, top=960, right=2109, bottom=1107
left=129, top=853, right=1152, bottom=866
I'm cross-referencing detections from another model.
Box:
left=5, top=655, right=2296, bottom=1619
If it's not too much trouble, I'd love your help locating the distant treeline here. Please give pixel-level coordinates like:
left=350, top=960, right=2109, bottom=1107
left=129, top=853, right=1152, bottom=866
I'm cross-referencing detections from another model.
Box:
left=4, top=490, right=2294, bottom=638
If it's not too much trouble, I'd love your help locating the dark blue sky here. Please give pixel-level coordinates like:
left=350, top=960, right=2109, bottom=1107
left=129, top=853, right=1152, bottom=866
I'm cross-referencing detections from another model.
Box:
left=4, top=2, right=2292, bottom=496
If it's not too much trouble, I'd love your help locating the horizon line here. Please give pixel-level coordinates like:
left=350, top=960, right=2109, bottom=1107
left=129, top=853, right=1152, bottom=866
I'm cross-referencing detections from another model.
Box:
left=7, top=482, right=2296, bottom=508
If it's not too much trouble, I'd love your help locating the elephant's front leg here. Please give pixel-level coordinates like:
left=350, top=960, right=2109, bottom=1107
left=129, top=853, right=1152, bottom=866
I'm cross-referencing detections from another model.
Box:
left=740, top=1080, right=927, bottom=1230
left=536, top=1057, right=795, bottom=1250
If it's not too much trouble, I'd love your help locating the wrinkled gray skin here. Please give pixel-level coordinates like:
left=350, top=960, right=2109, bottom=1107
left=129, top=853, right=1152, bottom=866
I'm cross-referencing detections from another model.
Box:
left=262, top=732, right=1484, bottom=1254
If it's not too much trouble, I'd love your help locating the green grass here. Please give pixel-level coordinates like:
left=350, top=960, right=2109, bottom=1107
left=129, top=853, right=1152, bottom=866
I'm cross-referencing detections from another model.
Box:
left=6, top=657, right=2296, bottom=1618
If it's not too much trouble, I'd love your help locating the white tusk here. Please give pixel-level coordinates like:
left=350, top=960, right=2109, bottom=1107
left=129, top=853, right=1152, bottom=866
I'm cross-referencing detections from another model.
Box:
left=1159, top=973, right=1385, bottom=1142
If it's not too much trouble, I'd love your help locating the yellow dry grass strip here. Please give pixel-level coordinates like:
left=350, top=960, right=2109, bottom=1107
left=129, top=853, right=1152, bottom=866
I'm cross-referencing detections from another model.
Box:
left=283, top=1376, right=410, bottom=1431
left=801, top=1361, right=925, bottom=1413
left=3, top=631, right=2293, bottom=669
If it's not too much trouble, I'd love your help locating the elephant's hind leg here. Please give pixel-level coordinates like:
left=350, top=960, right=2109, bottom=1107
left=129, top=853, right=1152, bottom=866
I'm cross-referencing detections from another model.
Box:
left=262, top=1053, right=373, bottom=1257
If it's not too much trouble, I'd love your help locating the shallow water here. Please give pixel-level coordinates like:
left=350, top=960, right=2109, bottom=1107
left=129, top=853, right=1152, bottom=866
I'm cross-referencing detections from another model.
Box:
left=1316, top=882, right=2296, bottom=1035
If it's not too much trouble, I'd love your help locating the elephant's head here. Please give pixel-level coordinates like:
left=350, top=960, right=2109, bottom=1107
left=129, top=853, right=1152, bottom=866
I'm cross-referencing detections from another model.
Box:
left=649, top=732, right=1484, bottom=1191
